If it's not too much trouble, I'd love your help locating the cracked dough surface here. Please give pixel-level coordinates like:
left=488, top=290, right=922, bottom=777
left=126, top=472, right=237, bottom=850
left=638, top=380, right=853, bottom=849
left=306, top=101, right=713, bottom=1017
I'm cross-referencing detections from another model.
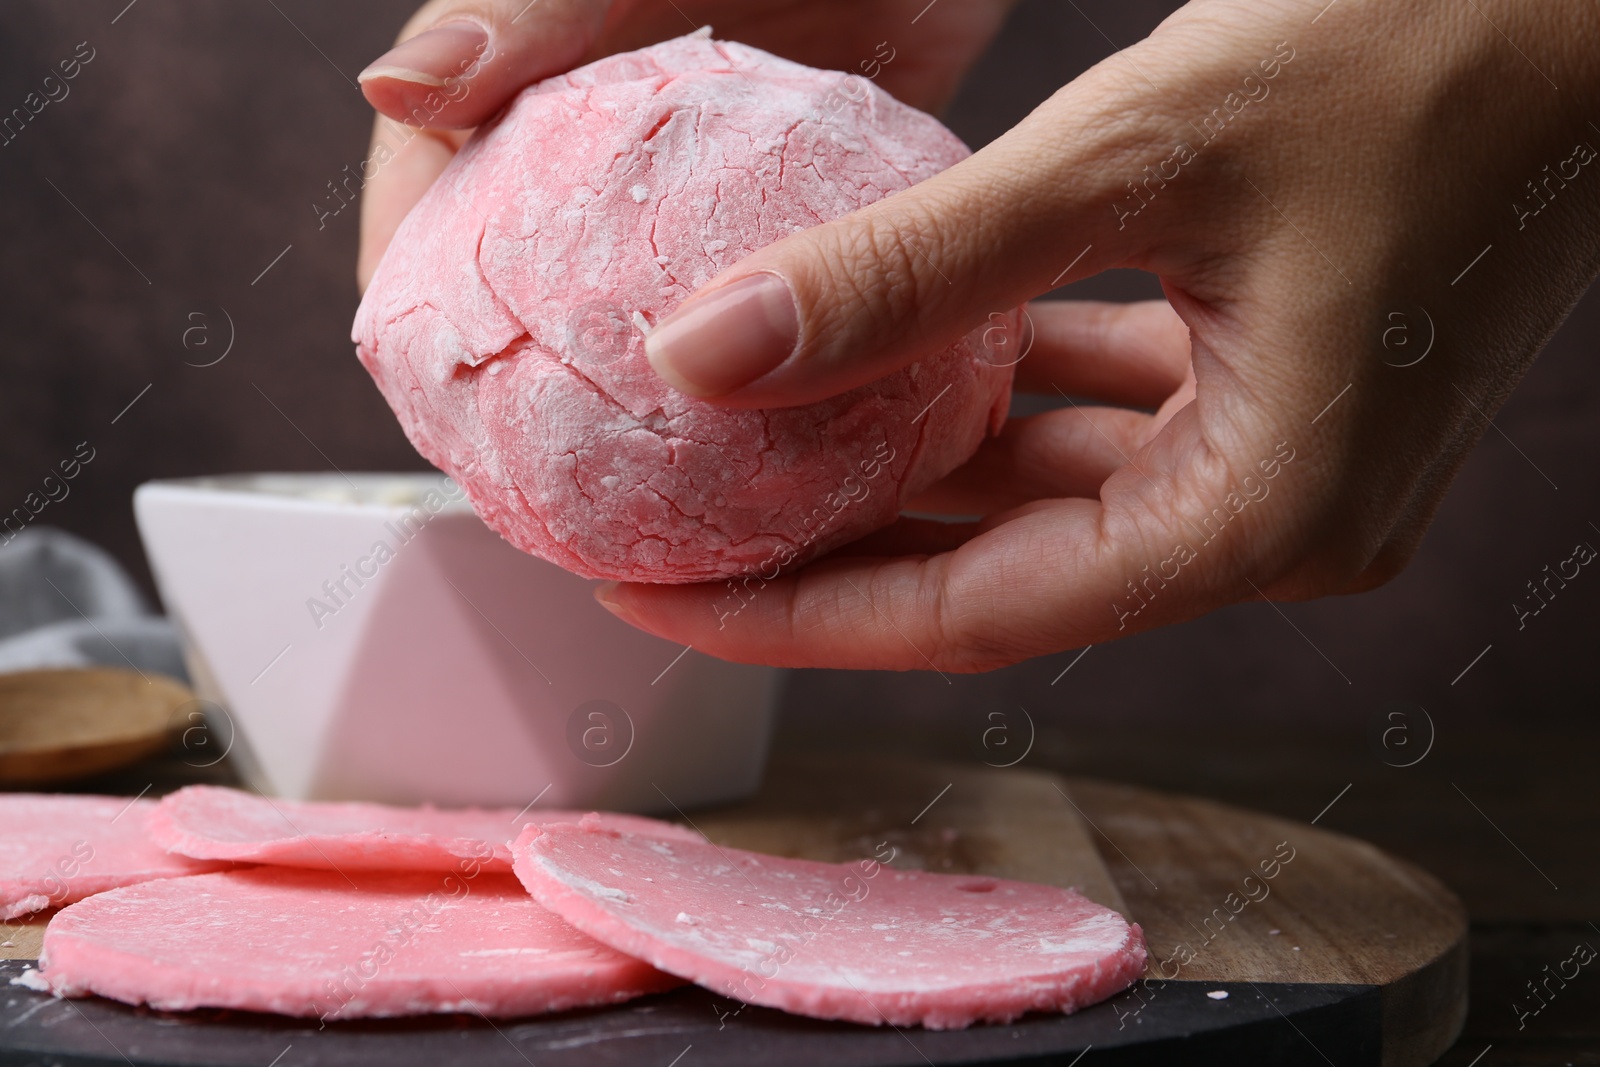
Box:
left=354, top=34, right=1015, bottom=583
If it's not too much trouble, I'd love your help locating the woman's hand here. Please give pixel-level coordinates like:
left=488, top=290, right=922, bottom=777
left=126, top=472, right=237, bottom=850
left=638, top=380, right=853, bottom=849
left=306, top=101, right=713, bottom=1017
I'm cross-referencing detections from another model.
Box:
left=595, top=0, right=1600, bottom=671
left=355, top=0, right=1019, bottom=288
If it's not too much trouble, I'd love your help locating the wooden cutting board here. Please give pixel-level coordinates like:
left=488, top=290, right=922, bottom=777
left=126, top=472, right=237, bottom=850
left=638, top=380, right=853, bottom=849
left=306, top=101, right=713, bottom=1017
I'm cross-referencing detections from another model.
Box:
left=0, top=752, right=1465, bottom=1066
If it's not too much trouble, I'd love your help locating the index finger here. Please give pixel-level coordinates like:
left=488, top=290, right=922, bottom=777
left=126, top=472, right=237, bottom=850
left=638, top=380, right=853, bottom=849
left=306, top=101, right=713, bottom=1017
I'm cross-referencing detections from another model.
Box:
left=594, top=501, right=1128, bottom=672
left=593, top=407, right=1279, bottom=671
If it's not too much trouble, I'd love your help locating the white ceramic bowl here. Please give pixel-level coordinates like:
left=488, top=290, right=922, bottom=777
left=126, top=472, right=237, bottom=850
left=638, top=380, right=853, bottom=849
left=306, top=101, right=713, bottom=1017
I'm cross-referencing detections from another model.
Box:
left=134, top=473, right=776, bottom=812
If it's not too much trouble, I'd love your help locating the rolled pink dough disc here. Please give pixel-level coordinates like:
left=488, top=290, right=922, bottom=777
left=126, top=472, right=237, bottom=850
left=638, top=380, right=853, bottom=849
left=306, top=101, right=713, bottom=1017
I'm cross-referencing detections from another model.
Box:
left=354, top=33, right=1018, bottom=583
left=146, top=784, right=702, bottom=873
left=33, top=868, right=684, bottom=1019
left=0, top=795, right=225, bottom=920
left=512, top=821, right=1147, bottom=1029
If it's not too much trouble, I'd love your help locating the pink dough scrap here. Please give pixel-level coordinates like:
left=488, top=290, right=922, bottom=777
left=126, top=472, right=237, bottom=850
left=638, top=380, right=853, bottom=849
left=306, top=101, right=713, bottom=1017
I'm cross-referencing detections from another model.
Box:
left=0, top=795, right=227, bottom=920
left=512, top=820, right=1147, bottom=1029
left=353, top=33, right=1018, bottom=583
left=33, top=868, right=684, bottom=1018
left=146, top=784, right=703, bottom=873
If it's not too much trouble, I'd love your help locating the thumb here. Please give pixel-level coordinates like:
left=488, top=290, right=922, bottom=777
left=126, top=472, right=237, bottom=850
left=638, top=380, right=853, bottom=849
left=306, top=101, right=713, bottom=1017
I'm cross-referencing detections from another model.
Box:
left=359, top=0, right=615, bottom=129
left=643, top=71, right=1176, bottom=409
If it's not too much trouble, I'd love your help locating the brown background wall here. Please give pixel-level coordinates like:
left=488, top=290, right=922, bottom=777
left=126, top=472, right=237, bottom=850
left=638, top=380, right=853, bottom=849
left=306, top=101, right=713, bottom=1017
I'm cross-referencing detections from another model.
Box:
left=1, top=0, right=1595, bottom=753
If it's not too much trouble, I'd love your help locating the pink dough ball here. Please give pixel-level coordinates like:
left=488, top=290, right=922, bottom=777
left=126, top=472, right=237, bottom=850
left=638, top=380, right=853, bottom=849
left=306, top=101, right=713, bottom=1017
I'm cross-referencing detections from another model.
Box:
left=354, top=33, right=1018, bottom=583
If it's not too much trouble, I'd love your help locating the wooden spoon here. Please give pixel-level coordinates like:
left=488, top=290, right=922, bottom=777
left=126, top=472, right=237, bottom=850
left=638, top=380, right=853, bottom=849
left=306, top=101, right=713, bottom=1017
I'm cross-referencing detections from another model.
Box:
left=0, top=668, right=195, bottom=786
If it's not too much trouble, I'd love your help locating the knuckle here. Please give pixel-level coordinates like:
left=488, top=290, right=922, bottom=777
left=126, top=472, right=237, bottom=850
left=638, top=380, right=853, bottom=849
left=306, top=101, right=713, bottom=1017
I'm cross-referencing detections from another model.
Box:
left=1350, top=547, right=1411, bottom=592
left=805, top=200, right=954, bottom=351
left=1335, top=531, right=1418, bottom=594
left=1262, top=496, right=1411, bottom=598
left=927, top=558, right=1033, bottom=673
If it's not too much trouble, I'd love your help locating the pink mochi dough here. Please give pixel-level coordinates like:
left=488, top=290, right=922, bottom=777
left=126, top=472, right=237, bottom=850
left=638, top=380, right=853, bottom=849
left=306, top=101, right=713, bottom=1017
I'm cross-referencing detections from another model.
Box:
left=512, top=821, right=1148, bottom=1030
left=0, top=795, right=227, bottom=920
left=32, top=869, right=683, bottom=1019
left=145, top=784, right=703, bottom=873
left=353, top=33, right=1016, bottom=583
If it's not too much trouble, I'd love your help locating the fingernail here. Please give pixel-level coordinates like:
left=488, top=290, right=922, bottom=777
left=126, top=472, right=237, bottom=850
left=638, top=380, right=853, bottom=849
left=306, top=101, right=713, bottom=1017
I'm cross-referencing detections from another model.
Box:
left=646, top=273, right=800, bottom=397
left=359, top=21, right=489, bottom=87
left=593, top=582, right=634, bottom=622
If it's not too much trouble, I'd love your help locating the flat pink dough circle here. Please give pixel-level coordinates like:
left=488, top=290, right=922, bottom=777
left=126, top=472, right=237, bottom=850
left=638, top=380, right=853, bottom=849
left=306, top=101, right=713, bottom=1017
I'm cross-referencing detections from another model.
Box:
left=0, top=795, right=225, bottom=920
left=512, top=823, right=1147, bottom=1029
left=36, top=868, right=684, bottom=1018
left=146, top=785, right=702, bottom=873
left=353, top=34, right=1017, bottom=583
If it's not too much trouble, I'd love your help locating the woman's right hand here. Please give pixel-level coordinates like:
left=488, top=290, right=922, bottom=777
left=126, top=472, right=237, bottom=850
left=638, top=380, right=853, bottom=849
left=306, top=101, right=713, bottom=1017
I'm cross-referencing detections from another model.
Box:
left=597, top=0, right=1600, bottom=671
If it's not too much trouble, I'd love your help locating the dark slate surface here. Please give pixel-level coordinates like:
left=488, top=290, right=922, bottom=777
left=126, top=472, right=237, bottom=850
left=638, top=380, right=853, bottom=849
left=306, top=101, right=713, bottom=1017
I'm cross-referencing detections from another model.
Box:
left=0, top=963, right=1378, bottom=1067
